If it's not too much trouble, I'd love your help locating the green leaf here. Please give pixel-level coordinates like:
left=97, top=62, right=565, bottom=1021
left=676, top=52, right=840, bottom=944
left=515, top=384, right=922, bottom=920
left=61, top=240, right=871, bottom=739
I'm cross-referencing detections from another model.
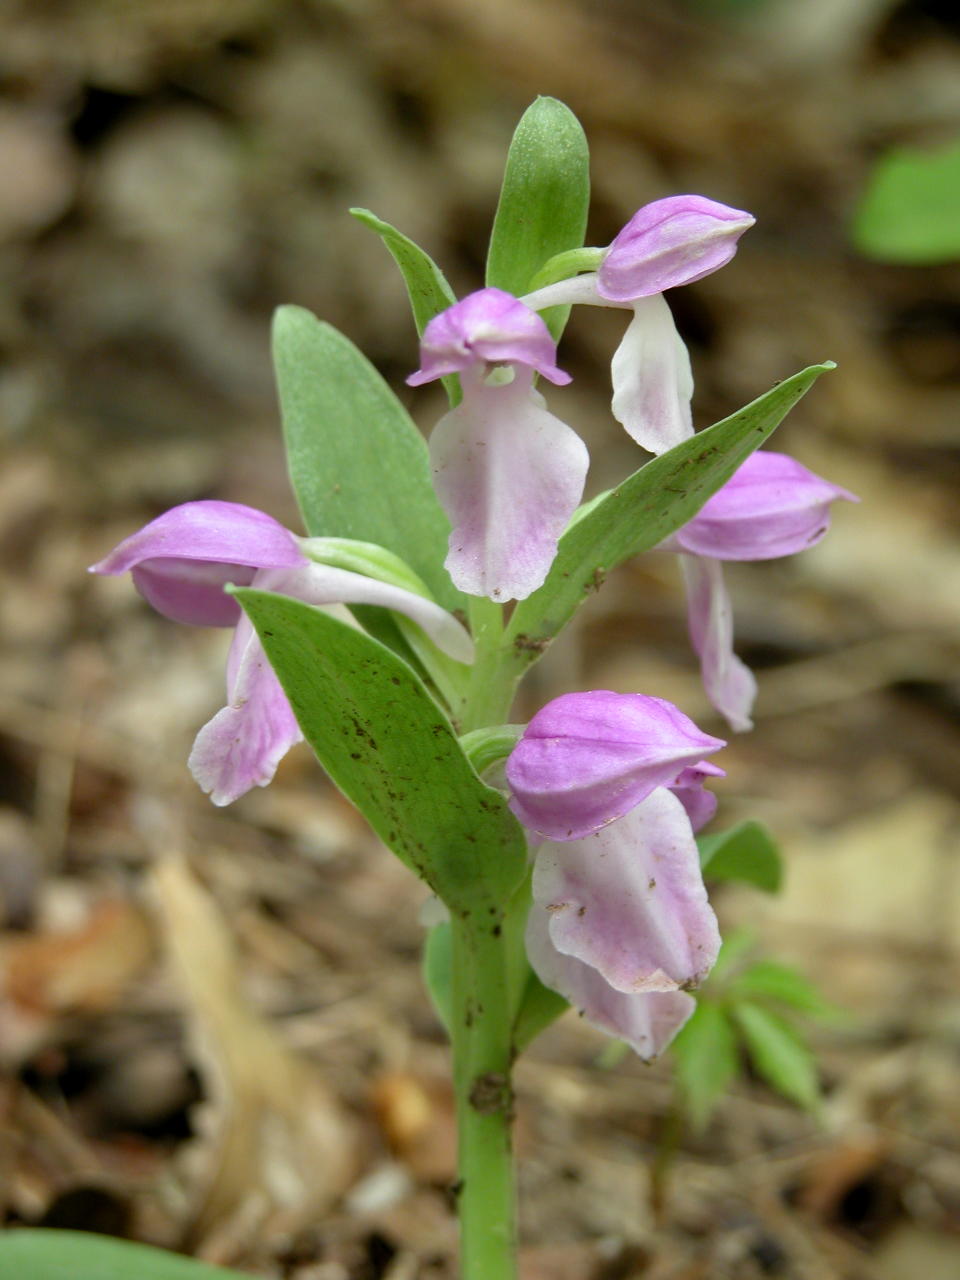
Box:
left=733, top=1001, right=821, bottom=1112
left=852, top=135, right=960, bottom=264
left=486, top=97, right=590, bottom=341
left=698, top=820, right=783, bottom=893
left=506, top=363, right=834, bottom=663
left=513, top=968, right=570, bottom=1053
left=349, top=208, right=461, bottom=405
left=271, top=306, right=461, bottom=611
left=423, top=920, right=453, bottom=1033
left=728, top=960, right=840, bottom=1020
left=671, top=999, right=739, bottom=1131
left=235, top=590, right=527, bottom=913
left=0, top=1230, right=250, bottom=1279
left=351, top=208, right=458, bottom=334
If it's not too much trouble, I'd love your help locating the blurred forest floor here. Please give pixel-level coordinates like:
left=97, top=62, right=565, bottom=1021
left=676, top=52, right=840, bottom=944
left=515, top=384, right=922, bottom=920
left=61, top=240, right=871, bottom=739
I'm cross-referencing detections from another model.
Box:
left=0, top=1, right=959, bottom=1277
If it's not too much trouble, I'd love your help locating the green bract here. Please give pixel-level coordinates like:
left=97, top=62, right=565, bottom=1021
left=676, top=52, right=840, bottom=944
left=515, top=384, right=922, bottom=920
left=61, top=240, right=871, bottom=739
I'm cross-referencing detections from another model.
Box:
left=234, top=589, right=527, bottom=914
left=486, top=96, right=590, bottom=342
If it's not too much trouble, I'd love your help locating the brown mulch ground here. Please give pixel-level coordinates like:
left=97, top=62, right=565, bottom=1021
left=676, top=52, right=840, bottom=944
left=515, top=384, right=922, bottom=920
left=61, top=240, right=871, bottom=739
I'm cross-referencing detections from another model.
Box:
left=1, top=2, right=959, bottom=1276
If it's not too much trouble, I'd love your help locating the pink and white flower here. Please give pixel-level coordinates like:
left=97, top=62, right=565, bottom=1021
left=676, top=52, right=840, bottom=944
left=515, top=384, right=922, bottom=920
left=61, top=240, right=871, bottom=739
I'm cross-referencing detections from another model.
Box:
left=408, top=287, right=589, bottom=602
left=507, top=690, right=724, bottom=1058
left=91, top=500, right=473, bottom=805
left=523, top=195, right=755, bottom=454
left=659, top=450, right=858, bottom=730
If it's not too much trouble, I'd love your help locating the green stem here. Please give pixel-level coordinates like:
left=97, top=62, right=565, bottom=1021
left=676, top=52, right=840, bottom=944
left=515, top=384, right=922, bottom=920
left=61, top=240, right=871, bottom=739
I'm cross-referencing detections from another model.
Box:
left=450, top=910, right=520, bottom=1280
left=461, top=596, right=517, bottom=732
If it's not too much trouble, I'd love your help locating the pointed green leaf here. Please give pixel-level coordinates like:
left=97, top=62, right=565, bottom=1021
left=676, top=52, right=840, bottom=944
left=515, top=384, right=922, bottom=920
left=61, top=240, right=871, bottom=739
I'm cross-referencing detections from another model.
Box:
left=728, top=960, right=840, bottom=1020
left=733, top=1001, right=821, bottom=1112
left=350, top=208, right=458, bottom=336
left=505, top=363, right=834, bottom=665
left=423, top=920, right=453, bottom=1033
left=0, top=1230, right=249, bottom=1279
left=350, top=208, right=461, bottom=405
left=486, top=97, right=590, bottom=341
left=698, top=819, right=783, bottom=893
left=671, top=999, right=739, bottom=1131
left=272, top=305, right=461, bottom=610
left=235, top=589, right=527, bottom=912
left=852, top=135, right=960, bottom=264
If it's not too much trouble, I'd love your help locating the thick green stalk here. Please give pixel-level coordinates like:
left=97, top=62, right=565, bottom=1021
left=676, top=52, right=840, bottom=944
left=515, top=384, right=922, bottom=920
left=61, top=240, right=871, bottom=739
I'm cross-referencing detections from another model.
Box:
left=450, top=909, right=519, bottom=1280
left=449, top=607, right=529, bottom=1278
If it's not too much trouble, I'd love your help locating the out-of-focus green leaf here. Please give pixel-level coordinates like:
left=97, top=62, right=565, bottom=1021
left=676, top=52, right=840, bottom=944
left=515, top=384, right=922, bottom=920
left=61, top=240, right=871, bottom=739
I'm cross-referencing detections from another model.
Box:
left=423, top=920, right=453, bottom=1033
left=852, top=136, right=960, bottom=264
left=512, top=968, right=569, bottom=1053
left=486, top=97, right=590, bottom=341
left=671, top=999, right=739, bottom=1131
left=0, top=1231, right=250, bottom=1280
left=698, top=820, right=783, bottom=893
left=235, top=590, right=527, bottom=913
left=728, top=960, right=840, bottom=1020
left=733, top=1001, right=821, bottom=1112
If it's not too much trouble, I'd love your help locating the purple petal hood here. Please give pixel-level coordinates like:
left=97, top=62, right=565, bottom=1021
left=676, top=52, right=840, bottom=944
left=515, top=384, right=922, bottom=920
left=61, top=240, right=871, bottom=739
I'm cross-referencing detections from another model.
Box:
left=598, top=195, right=755, bottom=302
left=90, top=500, right=306, bottom=626
left=407, top=287, right=571, bottom=387
left=506, top=690, right=725, bottom=840
left=669, top=451, right=858, bottom=561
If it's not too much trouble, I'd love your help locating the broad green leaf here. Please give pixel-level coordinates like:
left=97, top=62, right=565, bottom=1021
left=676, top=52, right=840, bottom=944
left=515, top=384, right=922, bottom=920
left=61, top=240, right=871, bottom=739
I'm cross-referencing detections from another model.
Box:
left=271, top=306, right=461, bottom=610
left=698, top=819, right=783, bottom=893
left=852, top=136, right=960, bottom=264
left=423, top=920, right=453, bottom=1033
left=486, top=97, right=590, bottom=341
left=733, top=1001, right=821, bottom=1112
left=0, top=1230, right=250, bottom=1279
left=349, top=208, right=461, bottom=405
left=235, top=590, right=527, bottom=912
left=513, top=968, right=569, bottom=1053
left=728, top=960, right=840, bottom=1020
left=671, top=999, right=739, bottom=1131
left=505, top=363, right=833, bottom=666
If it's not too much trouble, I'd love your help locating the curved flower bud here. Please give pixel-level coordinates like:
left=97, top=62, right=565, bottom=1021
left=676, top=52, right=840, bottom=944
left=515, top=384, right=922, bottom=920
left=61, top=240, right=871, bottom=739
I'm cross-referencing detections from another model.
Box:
left=531, top=788, right=721, bottom=994
left=505, top=690, right=725, bottom=840
left=525, top=906, right=695, bottom=1060
left=666, top=450, right=858, bottom=560
left=408, top=289, right=587, bottom=601
left=407, top=287, right=571, bottom=387
left=597, top=195, right=755, bottom=302
left=90, top=500, right=307, bottom=626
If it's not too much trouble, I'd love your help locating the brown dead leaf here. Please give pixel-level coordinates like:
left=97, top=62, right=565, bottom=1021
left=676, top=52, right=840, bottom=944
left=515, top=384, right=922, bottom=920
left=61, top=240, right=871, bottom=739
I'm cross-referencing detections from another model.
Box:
left=371, top=1072, right=457, bottom=1185
left=0, top=897, right=154, bottom=1064
left=149, top=855, right=361, bottom=1260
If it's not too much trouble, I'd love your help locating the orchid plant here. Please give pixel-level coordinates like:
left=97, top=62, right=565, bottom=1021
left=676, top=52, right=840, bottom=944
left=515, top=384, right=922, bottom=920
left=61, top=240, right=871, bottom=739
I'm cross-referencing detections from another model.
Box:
left=9, top=99, right=858, bottom=1280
